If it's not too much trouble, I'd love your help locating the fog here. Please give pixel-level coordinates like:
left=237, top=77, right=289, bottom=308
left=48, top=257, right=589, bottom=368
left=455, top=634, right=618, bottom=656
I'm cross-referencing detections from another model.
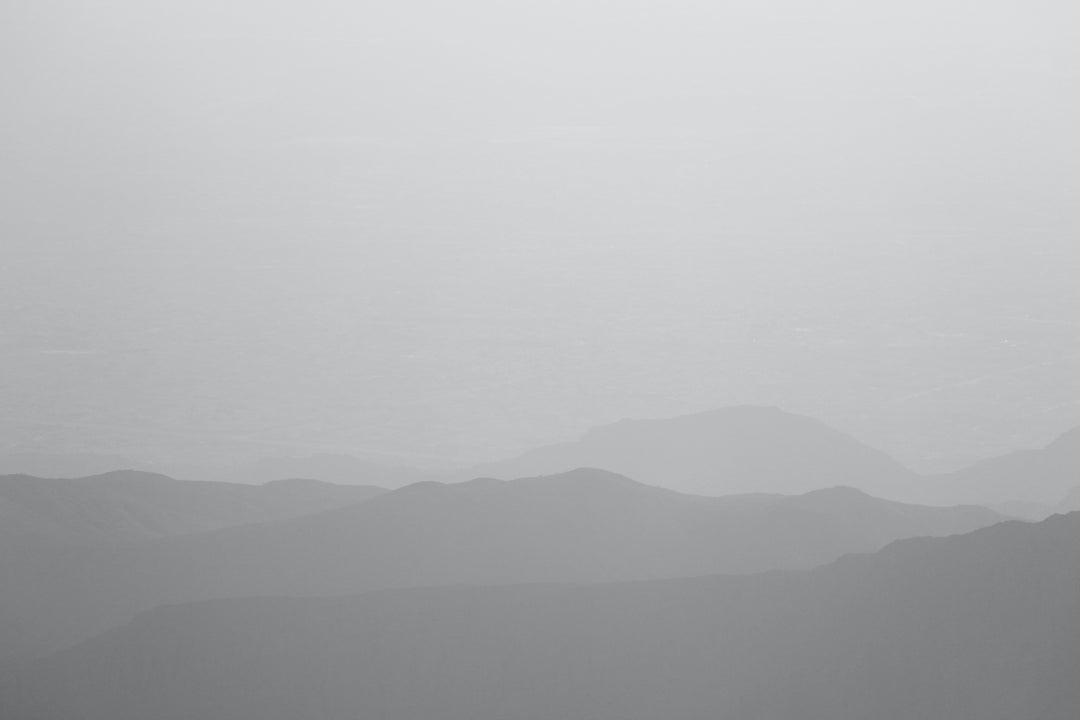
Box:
left=6, top=4, right=1080, bottom=718
left=4, top=0, right=1080, bottom=471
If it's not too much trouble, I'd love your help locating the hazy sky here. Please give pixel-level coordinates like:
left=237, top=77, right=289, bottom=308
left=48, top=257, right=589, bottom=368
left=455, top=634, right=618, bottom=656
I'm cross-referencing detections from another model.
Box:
left=3, top=0, right=1080, bottom=469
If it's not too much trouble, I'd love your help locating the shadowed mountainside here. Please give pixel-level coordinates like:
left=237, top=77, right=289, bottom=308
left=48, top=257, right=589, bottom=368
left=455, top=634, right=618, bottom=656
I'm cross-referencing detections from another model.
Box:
left=8, top=512, right=1078, bottom=720
left=0, top=468, right=1002, bottom=663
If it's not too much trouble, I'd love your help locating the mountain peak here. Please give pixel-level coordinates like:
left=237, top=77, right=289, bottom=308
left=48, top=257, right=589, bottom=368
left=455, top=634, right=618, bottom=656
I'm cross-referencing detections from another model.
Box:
left=513, top=467, right=648, bottom=492
left=798, top=485, right=872, bottom=500
left=469, top=406, right=910, bottom=496
left=582, top=405, right=798, bottom=440
left=80, top=470, right=179, bottom=486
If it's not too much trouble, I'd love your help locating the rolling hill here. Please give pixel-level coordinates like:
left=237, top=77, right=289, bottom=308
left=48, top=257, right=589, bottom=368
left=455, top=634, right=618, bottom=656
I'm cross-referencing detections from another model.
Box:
left=0, top=471, right=385, bottom=544
left=466, top=406, right=916, bottom=496
left=0, top=468, right=1003, bottom=663
left=929, top=424, right=1080, bottom=505
left=9, top=511, right=1076, bottom=720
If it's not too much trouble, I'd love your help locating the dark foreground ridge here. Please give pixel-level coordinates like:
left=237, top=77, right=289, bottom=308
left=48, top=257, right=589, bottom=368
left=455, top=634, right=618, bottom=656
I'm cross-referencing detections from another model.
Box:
left=7, top=512, right=1079, bottom=720
left=0, top=468, right=1002, bottom=663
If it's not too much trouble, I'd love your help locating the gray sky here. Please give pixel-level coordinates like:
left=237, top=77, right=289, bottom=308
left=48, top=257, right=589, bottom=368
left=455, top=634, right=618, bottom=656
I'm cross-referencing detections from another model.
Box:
left=3, top=0, right=1080, bottom=469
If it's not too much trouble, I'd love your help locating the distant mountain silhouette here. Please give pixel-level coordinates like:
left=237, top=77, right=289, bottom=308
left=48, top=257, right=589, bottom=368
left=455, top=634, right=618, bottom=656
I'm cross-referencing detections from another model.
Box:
left=467, top=406, right=916, bottom=496
left=993, top=498, right=1057, bottom=521
left=466, top=407, right=1080, bottom=509
left=0, top=469, right=1002, bottom=663
left=0, top=471, right=385, bottom=544
left=0, top=451, right=436, bottom=488
left=207, top=454, right=435, bottom=488
left=16, top=409, right=1079, bottom=509
left=1057, top=486, right=1080, bottom=513
left=11, top=511, right=1077, bottom=720
left=928, top=424, right=1080, bottom=505
left=0, top=453, right=140, bottom=480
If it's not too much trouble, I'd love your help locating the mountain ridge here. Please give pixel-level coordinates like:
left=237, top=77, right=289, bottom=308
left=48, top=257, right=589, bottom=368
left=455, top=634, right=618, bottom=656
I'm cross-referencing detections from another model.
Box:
left=0, top=470, right=385, bottom=544
left=0, top=467, right=1004, bottom=663
left=9, top=511, right=1077, bottom=720
left=465, top=405, right=915, bottom=497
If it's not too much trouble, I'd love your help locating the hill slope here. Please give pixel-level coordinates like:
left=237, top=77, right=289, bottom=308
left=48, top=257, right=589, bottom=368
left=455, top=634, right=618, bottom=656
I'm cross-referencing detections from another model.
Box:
left=467, top=406, right=915, bottom=496
left=469, top=407, right=1080, bottom=509
left=929, top=424, right=1080, bottom=505
left=10, top=512, right=1078, bottom=720
left=0, top=469, right=1003, bottom=662
left=0, top=471, right=385, bottom=544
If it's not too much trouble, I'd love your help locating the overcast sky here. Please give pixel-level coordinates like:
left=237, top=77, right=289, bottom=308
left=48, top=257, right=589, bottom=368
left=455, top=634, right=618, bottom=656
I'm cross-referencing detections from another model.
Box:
left=3, top=0, right=1079, bottom=469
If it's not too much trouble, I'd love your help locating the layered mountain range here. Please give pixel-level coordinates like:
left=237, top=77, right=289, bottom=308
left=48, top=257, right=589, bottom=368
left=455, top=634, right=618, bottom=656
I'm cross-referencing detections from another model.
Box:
left=0, top=471, right=384, bottom=544
left=466, top=406, right=1080, bottom=507
left=7, top=510, right=1079, bottom=720
left=0, top=467, right=1001, bottom=664
left=4, top=405, right=1080, bottom=719
left=11, top=406, right=1078, bottom=507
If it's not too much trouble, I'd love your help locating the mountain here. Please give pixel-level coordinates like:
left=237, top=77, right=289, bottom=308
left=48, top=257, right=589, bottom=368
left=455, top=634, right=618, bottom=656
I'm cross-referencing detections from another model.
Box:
left=480, top=406, right=1080, bottom=508
left=0, top=471, right=385, bottom=544
left=0, top=451, right=436, bottom=488
left=1057, top=486, right=1080, bottom=513
left=10, top=511, right=1078, bottom=720
left=0, top=469, right=1003, bottom=663
left=994, top=499, right=1057, bottom=521
left=467, top=406, right=916, bottom=496
left=0, top=453, right=139, bottom=480
left=929, top=424, right=1080, bottom=505
left=206, top=454, right=435, bottom=488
